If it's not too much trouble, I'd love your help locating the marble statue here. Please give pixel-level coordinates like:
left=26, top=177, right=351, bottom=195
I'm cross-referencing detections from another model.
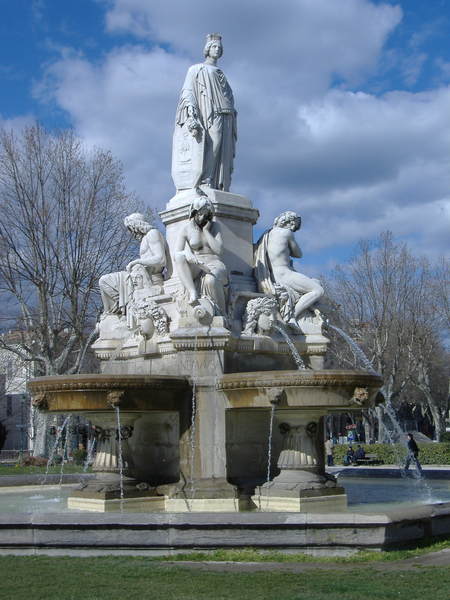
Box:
left=174, top=196, right=228, bottom=315
left=99, top=213, right=170, bottom=319
left=254, top=211, right=324, bottom=325
left=242, top=297, right=278, bottom=336
left=172, top=33, right=237, bottom=192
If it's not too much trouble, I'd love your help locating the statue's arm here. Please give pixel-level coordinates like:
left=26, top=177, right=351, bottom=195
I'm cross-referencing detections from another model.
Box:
left=126, top=230, right=166, bottom=271
left=140, top=230, right=166, bottom=267
left=203, top=221, right=223, bottom=256
left=288, top=232, right=303, bottom=259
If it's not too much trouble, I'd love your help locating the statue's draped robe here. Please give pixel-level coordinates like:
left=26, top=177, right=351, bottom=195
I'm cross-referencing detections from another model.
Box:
left=175, top=63, right=237, bottom=191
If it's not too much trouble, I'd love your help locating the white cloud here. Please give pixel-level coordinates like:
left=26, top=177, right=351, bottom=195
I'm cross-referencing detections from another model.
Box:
left=34, top=0, right=450, bottom=267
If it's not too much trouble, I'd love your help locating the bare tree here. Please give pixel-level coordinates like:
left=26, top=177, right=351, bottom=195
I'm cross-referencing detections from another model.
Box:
left=0, top=125, right=147, bottom=455
left=0, top=124, right=142, bottom=376
left=326, top=232, right=448, bottom=440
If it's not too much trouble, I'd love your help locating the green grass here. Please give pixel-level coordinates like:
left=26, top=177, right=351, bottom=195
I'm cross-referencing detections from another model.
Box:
left=160, top=537, right=450, bottom=564
left=0, top=556, right=449, bottom=600
left=0, top=556, right=450, bottom=600
left=0, top=464, right=88, bottom=476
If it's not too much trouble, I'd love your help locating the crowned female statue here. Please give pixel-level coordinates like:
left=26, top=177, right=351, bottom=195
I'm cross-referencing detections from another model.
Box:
left=172, top=33, right=237, bottom=192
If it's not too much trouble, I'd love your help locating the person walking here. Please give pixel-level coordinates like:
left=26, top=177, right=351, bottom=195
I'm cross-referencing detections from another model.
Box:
left=325, top=436, right=334, bottom=467
left=404, top=433, right=423, bottom=476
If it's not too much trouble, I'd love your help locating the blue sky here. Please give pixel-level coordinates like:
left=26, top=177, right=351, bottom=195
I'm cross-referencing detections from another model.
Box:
left=1, top=0, right=449, bottom=274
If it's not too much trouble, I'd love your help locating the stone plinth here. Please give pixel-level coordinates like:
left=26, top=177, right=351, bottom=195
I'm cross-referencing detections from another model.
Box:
left=160, top=187, right=259, bottom=296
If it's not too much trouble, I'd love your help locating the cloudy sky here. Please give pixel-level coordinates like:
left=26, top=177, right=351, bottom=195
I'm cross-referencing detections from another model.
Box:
left=1, top=0, right=449, bottom=273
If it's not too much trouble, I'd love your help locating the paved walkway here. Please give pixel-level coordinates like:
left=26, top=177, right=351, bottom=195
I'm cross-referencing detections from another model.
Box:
left=163, top=548, right=450, bottom=573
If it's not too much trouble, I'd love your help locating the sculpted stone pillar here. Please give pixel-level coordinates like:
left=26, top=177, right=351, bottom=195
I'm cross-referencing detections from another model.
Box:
left=258, top=411, right=346, bottom=512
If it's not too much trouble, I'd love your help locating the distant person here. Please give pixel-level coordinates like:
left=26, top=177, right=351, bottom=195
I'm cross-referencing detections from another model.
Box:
left=404, top=433, right=423, bottom=476
left=355, top=445, right=365, bottom=461
left=325, top=436, right=334, bottom=467
left=343, top=446, right=355, bottom=466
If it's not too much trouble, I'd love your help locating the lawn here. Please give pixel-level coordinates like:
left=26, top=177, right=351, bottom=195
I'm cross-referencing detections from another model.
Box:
left=0, top=465, right=88, bottom=476
left=0, top=556, right=449, bottom=600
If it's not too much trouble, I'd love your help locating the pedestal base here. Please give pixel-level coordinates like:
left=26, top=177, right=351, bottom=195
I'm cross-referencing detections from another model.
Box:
left=67, top=495, right=166, bottom=513
left=165, top=498, right=240, bottom=512
left=255, top=487, right=347, bottom=513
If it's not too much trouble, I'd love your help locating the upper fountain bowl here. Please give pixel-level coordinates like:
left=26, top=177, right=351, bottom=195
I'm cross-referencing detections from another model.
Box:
left=28, top=373, right=190, bottom=413
left=218, top=369, right=383, bottom=410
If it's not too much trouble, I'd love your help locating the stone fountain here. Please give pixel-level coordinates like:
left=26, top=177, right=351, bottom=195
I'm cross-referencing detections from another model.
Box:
left=29, top=33, right=382, bottom=513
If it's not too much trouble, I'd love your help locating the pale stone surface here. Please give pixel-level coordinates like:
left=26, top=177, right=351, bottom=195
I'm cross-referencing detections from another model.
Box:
left=254, top=492, right=348, bottom=513
left=172, top=34, right=237, bottom=192
left=67, top=496, right=165, bottom=513
left=97, top=213, right=171, bottom=343
left=242, top=297, right=278, bottom=336
left=254, top=211, right=324, bottom=326
left=172, top=196, right=228, bottom=316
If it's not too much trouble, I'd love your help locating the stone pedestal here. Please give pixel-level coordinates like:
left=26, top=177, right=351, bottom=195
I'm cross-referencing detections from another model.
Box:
left=68, top=411, right=164, bottom=513
left=257, top=410, right=347, bottom=512
left=159, top=335, right=238, bottom=511
left=160, top=187, right=259, bottom=297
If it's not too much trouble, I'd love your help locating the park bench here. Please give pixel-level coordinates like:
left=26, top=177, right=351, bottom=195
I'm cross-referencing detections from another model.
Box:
left=355, top=453, right=383, bottom=466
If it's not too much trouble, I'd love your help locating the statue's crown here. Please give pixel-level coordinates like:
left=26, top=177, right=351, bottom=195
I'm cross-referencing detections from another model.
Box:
left=206, top=33, right=222, bottom=43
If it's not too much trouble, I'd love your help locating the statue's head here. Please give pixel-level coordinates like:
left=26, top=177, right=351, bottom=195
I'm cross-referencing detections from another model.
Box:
left=124, top=213, right=152, bottom=238
left=274, top=211, right=301, bottom=232
left=203, top=33, right=223, bottom=60
left=243, top=297, right=278, bottom=336
left=189, top=196, right=214, bottom=227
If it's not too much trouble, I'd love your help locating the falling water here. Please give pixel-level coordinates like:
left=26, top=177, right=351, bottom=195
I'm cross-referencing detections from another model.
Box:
left=58, top=415, right=72, bottom=488
left=188, top=335, right=199, bottom=507
left=326, top=323, right=379, bottom=376
left=115, top=406, right=125, bottom=512
left=83, top=437, right=96, bottom=472
left=273, top=323, right=306, bottom=370
left=327, top=323, right=433, bottom=498
left=266, top=404, right=276, bottom=486
left=383, top=401, right=433, bottom=498
left=41, top=415, right=71, bottom=486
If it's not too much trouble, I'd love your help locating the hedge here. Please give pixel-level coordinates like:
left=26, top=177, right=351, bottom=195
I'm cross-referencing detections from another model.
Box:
left=332, top=443, right=450, bottom=465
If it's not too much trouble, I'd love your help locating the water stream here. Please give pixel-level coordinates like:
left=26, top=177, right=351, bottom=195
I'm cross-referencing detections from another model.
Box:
left=83, top=437, right=96, bottom=472
left=262, top=402, right=277, bottom=511
left=41, top=415, right=71, bottom=486
left=115, top=406, right=125, bottom=512
left=188, top=334, right=199, bottom=509
left=326, top=323, right=379, bottom=376
left=273, top=323, right=306, bottom=370
left=58, top=415, right=72, bottom=488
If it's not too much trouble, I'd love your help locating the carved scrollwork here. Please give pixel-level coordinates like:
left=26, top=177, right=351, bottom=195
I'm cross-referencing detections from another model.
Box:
left=352, top=387, right=369, bottom=405
left=31, top=392, right=48, bottom=410
left=117, top=425, right=134, bottom=440
left=106, top=390, right=125, bottom=408
left=306, top=421, right=318, bottom=436
left=265, top=387, right=285, bottom=405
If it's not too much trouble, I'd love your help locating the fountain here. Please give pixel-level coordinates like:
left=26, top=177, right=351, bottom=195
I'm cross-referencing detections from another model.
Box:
left=9, top=33, right=448, bottom=554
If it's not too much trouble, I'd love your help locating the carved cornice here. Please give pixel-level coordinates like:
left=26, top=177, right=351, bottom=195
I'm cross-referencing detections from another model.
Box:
left=28, top=374, right=189, bottom=394
left=218, top=370, right=383, bottom=391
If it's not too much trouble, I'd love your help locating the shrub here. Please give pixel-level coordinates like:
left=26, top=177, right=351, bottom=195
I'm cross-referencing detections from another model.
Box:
left=18, top=456, right=48, bottom=467
left=333, top=443, right=450, bottom=465
left=72, top=448, right=87, bottom=465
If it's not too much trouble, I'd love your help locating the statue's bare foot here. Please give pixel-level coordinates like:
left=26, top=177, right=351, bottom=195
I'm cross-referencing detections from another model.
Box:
left=188, top=293, right=199, bottom=306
